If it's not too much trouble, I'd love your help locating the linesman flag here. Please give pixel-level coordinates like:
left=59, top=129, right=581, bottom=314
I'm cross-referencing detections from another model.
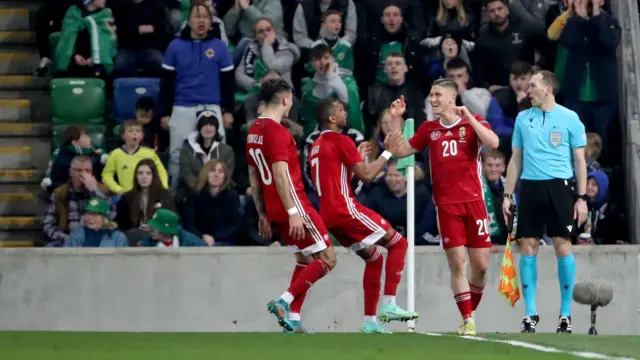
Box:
left=498, top=208, right=520, bottom=307
left=396, top=118, right=415, bottom=176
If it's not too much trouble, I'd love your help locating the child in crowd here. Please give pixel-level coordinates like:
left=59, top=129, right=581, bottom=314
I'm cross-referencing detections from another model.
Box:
left=134, top=96, right=168, bottom=153
left=41, top=125, right=108, bottom=192
left=102, top=120, right=169, bottom=195
left=585, top=132, right=603, bottom=173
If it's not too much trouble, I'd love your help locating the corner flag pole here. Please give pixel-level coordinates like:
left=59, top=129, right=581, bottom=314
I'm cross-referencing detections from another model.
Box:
left=397, top=118, right=416, bottom=332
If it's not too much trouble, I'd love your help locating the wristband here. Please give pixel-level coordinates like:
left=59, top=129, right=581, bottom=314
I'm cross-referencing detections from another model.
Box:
left=381, top=151, right=392, bottom=160
left=576, top=194, right=588, bottom=202
left=287, top=207, right=299, bottom=216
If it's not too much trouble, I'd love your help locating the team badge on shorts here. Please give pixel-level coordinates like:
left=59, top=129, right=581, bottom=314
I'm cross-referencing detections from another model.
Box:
left=205, top=49, right=215, bottom=58
left=550, top=132, right=562, bottom=146
left=459, top=126, right=466, bottom=142
left=430, top=131, right=441, bottom=140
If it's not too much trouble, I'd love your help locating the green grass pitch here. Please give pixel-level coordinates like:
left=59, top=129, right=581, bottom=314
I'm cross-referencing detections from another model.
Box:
left=2, top=332, right=639, bottom=360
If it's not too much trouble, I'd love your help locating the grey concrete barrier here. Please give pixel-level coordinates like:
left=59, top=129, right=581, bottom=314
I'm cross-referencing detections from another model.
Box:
left=0, top=246, right=638, bottom=334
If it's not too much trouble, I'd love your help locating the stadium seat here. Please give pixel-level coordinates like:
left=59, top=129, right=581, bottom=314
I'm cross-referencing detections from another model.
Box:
left=113, top=77, right=160, bottom=123
left=52, top=124, right=106, bottom=151
left=51, top=78, right=106, bottom=125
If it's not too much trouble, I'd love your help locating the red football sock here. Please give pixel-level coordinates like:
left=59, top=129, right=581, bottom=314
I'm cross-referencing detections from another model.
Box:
left=383, top=231, right=407, bottom=296
left=287, top=258, right=331, bottom=297
left=469, top=283, right=485, bottom=312
left=289, top=262, right=308, bottom=315
left=455, top=292, right=473, bottom=320
left=363, top=248, right=383, bottom=316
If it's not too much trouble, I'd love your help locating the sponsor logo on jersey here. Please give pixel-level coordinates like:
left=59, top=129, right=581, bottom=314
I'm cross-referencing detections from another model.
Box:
left=459, top=126, right=466, bottom=142
left=430, top=131, right=441, bottom=140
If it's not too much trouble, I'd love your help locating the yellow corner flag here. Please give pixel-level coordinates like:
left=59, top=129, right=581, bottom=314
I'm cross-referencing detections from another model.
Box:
left=498, top=240, right=520, bottom=307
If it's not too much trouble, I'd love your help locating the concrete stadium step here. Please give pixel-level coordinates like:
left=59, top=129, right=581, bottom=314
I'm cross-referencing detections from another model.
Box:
left=0, top=90, right=49, bottom=121
left=0, top=184, right=41, bottom=216
left=0, top=8, right=29, bottom=31
left=0, top=215, right=40, bottom=230
left=0, top=30, right=34, bottom=45
left=0, top=168, right=44, bottom=183
left=0, top=233, right=35, bottom=247
left=0, top=51, right=38, bottom=74
left=0, top=122, right=49, bottom=137
left=0, top=138, right=50, bottom=169
left=0, top=98, right=29, bottom=121
left=0, top=75, right=49, bottom=90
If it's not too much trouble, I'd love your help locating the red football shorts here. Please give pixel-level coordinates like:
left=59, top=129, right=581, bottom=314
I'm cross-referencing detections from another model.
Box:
left=326, top=204, right=391, bottom=251
left=274, top=207, right=332, bottom=256
left=436, top=200, right=492, bottom=249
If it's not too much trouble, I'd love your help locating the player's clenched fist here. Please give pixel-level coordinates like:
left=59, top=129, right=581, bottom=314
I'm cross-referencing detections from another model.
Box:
left=289, top=213, right=306, bottom=240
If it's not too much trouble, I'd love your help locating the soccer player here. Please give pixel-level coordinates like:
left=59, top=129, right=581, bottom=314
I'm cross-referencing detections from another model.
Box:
left=308, top=98, right=419, bottom=334
left=246, top=78, right=337, bottom=333
left=502, top=70, right=587, bottom=334
left=387, top=79, right=500, bottom=335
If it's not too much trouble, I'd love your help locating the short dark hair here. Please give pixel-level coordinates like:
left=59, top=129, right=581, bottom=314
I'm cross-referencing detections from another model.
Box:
left=63, top=125, right=87, bottom=146
left=135, top=96, right=155, bottom=111
left=311, top=43, right=333, bottom=59
left=259, top=78, right=292, bottom=105
left=509, top=61, right=533, bottom=77
left=485, top=0, right=507, bottom=6
left=316, top=98, right=341, bottom=130
left=322, top=9, right=342, bottom=22
left=445, top=57, right=469, bottom=72
left=385, top=52, right=405, bottom=62
left=533, top=69, right=559, bottom=95
left=383, top=3, right=402, bottom=15
left=432, top=77, right=458, bottom=93
left=120, top=119, right=144, bottom=135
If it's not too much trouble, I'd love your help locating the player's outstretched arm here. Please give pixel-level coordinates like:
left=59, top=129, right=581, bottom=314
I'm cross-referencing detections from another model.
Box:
left=248, top=166, right=267, bottom=216
left=386, top=131, right=419, bottom=158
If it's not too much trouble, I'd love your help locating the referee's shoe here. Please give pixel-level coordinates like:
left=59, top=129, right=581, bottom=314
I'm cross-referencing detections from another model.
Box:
left=520, top=315, right=539, bottom=333
left=556, top=316, right=572, bottom=333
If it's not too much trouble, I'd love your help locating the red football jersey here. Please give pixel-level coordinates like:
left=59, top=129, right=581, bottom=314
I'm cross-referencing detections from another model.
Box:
left=408, top=115, right=490, bottom=205
left=246, top=117, right=311, bottom=222
left=308, top=131, right=364, bottom=225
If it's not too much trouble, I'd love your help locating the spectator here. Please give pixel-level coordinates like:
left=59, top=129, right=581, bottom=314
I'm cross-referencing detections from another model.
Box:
left=115, top=159, right=175, bottom=245
left=160, top=3, right=235, bottom=190
left=481, top=149, right=509, bottom=245
left=472, top=0, right=546, bottom=91
left=430, top=58, right=505, bottom=137
left=299, top=44, right=363, bottom=138
left=428, top=0, right=476, bottom=39
left=552, top=0, right=620, bottom=165
left=102, top=120, right=169, bottom=195
left=54, top=0, right=117, bottom=79
left=293, top=0, right=358, bottom=52
left=361, top=4, right=424, bottom=92
left=578, top=170, right=626, bottom=245
left=177, top=0, right=229, bottom=44
left=183, top=160, right=242, bottom=246
left=42, top=125, right=107, bottom=192
left=354, top=0, right=426, bottom=41
left=585, top=132, right=602, bottom=172
left=508, top=0, right=553, bottom=33
left=178, top=110, right=235, bottom=193
left=422, top=33, right=474, bottom=84
left=111, top=0, right=169, bottom=78
left=360, top=160, right=437, bottom=245
left=304, top=10, right=355, bottom=74
left=43, top=156, right=114, bottom=247
left=493, top=61, right=532, bottom=136
left=137, top=208, right=210, bottom=247
left=34, top=0, right=75, bottom=76
left=134, top=97, right=167, bottom=151
left=64, top=198, right=128, bottom=247
left=223, top=0, right=285, bottom=41
left=235, top=17, right=300, bottom=93
left=365, top=53, right=425, bottom=137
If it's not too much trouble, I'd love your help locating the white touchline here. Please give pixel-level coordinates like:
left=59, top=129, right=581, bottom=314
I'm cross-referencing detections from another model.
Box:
left=419, top=333, right=636, bottom=360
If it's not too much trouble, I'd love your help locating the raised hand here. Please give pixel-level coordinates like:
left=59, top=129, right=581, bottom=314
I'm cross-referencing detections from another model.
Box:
left=384, top=130, right=404, bottom=155
left=390, top=96, right=407, bottom=118
left=357, top=142, right=371, bottom=159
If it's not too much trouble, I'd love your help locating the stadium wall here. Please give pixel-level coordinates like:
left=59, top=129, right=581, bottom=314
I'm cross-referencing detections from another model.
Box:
left=611, top=0, right=640, bottom=244
left=0, top=246, right=638, bottom=334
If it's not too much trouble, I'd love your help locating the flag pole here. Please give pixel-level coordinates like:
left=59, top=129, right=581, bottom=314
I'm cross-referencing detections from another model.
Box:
left=406, top=163, right=415, bottom=332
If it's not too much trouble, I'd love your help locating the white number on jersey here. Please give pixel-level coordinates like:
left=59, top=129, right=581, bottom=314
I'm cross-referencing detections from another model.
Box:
left=248, top=148, right=273, bottom=185
left=442, top=140, right=458, bottom=157
left=476, top=218, right=489, bottom=236
left=311, top=157, right=321, bottom=196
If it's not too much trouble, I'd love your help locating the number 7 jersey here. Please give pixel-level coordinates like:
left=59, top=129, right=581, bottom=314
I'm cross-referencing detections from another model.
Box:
left=246, top=117, right=312, bottom=222
left=408, top=115, right=491, bottom=206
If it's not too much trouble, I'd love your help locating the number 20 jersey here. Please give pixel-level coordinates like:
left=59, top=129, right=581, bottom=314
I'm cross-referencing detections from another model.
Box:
left=246, top=117, right=312, bottom=222
left=408, top=115, right=492, bottom=206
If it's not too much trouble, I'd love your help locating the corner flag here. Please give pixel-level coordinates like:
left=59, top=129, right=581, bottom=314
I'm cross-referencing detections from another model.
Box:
left=396, top=118, right=415, bottom=177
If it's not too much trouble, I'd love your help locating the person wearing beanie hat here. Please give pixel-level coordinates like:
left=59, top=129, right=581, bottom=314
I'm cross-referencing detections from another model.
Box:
left=64, top=198, right=128, bottom=247
left=138, top=209, right=209, bottom=247
left=175, top=110, right=235, bottom=193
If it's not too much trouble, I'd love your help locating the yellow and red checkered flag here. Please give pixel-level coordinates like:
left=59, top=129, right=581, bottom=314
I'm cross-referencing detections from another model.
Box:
left=498, top=239, right=520, bottom=307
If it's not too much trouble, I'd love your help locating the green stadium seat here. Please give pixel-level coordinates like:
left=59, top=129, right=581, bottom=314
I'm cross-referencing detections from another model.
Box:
left=52, top=124, right=106, bottom=151
left=51, top=78, right=106, bottom=125
left=49, top=32, right=61, bottom=56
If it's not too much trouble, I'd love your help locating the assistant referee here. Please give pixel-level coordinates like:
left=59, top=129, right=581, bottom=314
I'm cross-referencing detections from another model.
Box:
left=502, top=70, right=588, bottom=335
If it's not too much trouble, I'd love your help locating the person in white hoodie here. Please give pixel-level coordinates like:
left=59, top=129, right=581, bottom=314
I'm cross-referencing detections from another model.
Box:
left=177, top=110, right=235, bottom=196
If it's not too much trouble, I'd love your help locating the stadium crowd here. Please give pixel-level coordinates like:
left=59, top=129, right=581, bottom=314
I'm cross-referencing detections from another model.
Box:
left=34, top=0, right=628, bottom=248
